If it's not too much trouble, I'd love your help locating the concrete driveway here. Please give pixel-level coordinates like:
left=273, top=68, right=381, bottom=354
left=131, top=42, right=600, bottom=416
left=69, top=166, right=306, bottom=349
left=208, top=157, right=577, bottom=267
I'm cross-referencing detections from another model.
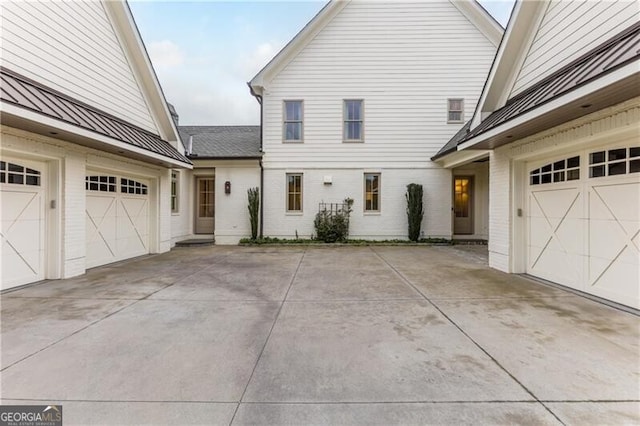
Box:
left=1, top=246, right=638, bottom=425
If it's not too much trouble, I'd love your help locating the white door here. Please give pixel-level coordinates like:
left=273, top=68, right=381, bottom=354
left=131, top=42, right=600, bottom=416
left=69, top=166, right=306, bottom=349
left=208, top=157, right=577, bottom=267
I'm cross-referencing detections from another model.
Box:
left=526, top=144, right=640, bottom=308
left=85, top=174, right=150, bottom=268
left=1, top=158, right=46, bottom=289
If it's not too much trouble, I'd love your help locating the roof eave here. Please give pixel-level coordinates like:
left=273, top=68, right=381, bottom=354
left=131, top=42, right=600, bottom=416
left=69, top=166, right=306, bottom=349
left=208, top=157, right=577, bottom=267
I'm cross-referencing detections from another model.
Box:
left=458, top=64, right=640, bottom=151
left=0, top=104, right=193, bottom=169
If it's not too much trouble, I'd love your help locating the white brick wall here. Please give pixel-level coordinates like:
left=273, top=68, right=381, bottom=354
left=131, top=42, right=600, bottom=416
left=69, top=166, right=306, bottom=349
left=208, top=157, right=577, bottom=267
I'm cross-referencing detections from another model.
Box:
left=62, top=153, right=86, bottom=278
left=488, top=149, right=511, bottom=272
left=263, top=167, right=452, bottom=240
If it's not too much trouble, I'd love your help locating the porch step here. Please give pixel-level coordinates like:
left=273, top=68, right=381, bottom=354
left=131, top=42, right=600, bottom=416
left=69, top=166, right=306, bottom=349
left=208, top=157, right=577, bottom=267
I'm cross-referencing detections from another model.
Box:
left=175, top=238, right=216, bottom=247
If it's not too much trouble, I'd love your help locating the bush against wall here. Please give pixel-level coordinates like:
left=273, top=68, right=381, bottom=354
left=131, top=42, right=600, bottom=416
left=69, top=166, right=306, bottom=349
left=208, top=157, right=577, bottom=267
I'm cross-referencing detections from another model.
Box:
left=406, top=183, right=424, bottom=242
left=247, top=187, right=259, bottom=240
left=314, top=198, right=353, bottom=243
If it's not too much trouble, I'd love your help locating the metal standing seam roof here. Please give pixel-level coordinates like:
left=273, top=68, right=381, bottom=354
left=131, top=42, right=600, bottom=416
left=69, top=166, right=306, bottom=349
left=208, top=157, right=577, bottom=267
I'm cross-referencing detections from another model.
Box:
left=433, top=21, right=640, bottom=160
left=178, top=125, right=262, bottom=159
left=0, top=68, right=191, bottom=165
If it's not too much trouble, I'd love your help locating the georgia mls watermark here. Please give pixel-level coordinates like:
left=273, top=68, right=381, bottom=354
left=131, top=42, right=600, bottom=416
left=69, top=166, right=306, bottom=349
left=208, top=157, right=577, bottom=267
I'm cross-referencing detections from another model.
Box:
left=0, top=405, right=62, bottom=426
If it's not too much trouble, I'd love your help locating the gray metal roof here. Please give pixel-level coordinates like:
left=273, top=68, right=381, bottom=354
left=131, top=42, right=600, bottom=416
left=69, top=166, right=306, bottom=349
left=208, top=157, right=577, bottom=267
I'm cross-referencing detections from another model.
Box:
left=178, top=126, right=262, bottom=159
left=433, top=21, right=640, bottom=160
left=432, top=121, right=472, bottom=159
left=0, top=68, right=191, bottom=165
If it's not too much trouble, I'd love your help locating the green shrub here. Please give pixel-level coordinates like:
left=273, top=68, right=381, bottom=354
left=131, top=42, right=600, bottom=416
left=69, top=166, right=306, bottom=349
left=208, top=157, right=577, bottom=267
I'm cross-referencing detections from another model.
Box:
left=314, top=198, right=353, bottom=243
left=406, top=183, right=424, bottom=242
left=247, top=187, right=259, bottom=240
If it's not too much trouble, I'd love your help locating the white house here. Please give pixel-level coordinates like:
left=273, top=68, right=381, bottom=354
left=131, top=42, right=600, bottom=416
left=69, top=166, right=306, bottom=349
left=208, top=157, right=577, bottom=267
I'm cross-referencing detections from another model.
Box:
left=249, top=0, right=503, bottom=241
left=433, top=0, right=640, bottom=309
left=0, top=0, right=192, bottom=290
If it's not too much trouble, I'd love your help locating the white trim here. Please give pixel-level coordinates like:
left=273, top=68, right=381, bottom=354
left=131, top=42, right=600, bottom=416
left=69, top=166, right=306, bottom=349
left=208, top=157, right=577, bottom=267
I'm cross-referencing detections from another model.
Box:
left=459, top=62, right=640, bottom=151
left=437, top=149, right=491, bottom=169
left=450, top=0, right=504, bottom=47
left=0, top=103, right=192, bottom=169
left=470, top=0, right=549, bottom=128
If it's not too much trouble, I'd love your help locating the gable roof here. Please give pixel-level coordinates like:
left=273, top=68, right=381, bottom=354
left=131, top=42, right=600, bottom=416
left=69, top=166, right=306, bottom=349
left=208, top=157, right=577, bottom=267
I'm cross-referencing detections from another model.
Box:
left=248, top=0, right=503, bottom=96
left=178, top=126, right=262, bottom=159
left=433, top=20, right=640, bottom=159
left=1, top=68, right=191, bottom=166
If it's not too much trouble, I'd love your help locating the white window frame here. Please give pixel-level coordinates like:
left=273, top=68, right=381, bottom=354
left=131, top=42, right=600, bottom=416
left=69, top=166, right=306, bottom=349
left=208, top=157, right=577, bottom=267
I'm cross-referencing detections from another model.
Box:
left=343, top=99, right=364, bottom=142
left=447, top=98, right=464, bottom=123
left=364, top=173, right=381, bottom=213
left=171, top=170, right=180, bottom=213
left=283, top=100, right=304, bottom=143
left=286, top=173, right=303, bottom=213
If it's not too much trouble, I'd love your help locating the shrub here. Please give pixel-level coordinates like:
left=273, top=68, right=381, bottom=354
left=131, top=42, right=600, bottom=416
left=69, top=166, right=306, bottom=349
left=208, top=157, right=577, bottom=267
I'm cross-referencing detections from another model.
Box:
left=314, top=198, right=353, bottom=243
left=247, top=187, right=259, bottom=240
left=406, top=183, right=424, bottom=242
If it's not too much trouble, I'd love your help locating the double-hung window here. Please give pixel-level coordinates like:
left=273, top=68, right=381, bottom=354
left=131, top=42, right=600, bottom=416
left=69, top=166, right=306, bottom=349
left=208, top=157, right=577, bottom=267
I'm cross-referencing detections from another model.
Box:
left=283, top=101, right=303, bottom=142
left=364, top=173, right=380, bottom=212
left=344, top=100, right=364, bottom=142
left=447, top=99, right=464, bottom=123
left=286, top=173, right=303, bottom=212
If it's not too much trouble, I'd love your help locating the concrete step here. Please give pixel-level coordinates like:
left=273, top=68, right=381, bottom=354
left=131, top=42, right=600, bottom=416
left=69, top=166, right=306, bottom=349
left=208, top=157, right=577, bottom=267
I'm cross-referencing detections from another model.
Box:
left=175, top=238, right=216, bottom=247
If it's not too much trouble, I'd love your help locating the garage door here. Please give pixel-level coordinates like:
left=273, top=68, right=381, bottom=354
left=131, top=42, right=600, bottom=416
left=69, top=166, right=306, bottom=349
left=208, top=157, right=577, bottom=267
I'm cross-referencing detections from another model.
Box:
left=1, top=158, right=46, bottom=289
left=527, top=144, right=640, bottom=309
left=85, top=174, right=150, bottom=268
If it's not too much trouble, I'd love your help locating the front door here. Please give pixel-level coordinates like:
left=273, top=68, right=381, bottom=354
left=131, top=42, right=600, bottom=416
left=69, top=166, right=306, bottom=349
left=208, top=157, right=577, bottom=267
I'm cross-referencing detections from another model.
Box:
left=195, top=176, right=215, bottom=234
left=453, top=176, right=473, bottom=235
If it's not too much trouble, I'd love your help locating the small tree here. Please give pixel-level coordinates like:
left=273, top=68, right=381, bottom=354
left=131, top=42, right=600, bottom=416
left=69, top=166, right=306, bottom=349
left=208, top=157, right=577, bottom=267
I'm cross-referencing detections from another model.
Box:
left=406, top=183, right=424, bottom=242
left=247, top=187, right=259, bottom=240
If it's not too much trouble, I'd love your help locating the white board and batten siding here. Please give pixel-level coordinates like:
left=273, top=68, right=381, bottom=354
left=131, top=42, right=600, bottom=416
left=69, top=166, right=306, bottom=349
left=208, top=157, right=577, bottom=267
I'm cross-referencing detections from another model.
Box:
left=262, top=0, right=498, bottom=169
left=1, top=1, right=159, bottom=134
left=510, top=0, right=639, bottom=98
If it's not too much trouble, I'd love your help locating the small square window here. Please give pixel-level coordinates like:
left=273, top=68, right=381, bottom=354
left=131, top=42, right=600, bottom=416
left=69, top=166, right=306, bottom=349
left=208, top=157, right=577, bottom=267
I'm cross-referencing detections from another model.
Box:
left=590, top=151, right=605, bottom=164
left=447, top=99, right=464, bottom=123
left=553, top=160, right=565, bottom=170
left=630, top=147, right=640, bottom=158
left=553, top=171, right=565, bottom=182
left=541, top=174, right=552, bottom=184
left=608, top=162, right=626, bottom=176
left=567, top=169, right=580, bottom=181
left=567, top=156, right=580, bottom=168
left=530, top=175, right=540, bottom=185
left=608, top=149, right=626, bottom=161
left=590, top=165, right=605, bottom=178
left=630, top=159, right=640, bottom=173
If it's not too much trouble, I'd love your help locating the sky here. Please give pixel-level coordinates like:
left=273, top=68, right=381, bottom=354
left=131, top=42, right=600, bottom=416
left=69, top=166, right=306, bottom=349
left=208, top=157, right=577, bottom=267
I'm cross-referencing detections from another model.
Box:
left=129, top=0, right=515, bottom=126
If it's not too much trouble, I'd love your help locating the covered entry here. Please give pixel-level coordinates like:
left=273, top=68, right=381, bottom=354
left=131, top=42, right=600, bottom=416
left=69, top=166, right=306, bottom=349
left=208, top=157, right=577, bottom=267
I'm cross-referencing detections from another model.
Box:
left=85, top=173, right=151, bottom=268
left=526, top=143, right=640, bottom=308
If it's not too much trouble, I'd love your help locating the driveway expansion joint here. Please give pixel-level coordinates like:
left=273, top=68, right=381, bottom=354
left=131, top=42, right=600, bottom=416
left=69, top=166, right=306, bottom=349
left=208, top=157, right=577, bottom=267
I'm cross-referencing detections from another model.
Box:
left=369, top=246, right=568, bottom=426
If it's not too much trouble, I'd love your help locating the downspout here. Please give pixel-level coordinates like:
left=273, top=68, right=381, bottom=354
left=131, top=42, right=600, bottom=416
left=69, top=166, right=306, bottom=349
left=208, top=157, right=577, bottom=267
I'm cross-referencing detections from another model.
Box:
left=258, top=95, right=264, bottom=238
left=248, top=82, right=264, bottom=238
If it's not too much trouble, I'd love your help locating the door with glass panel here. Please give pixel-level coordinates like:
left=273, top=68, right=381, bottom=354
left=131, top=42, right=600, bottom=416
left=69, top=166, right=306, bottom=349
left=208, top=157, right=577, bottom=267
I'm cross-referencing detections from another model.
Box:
left=195, top=176, right=215, bottom=234
left=453, top=176, right=473, bottom=235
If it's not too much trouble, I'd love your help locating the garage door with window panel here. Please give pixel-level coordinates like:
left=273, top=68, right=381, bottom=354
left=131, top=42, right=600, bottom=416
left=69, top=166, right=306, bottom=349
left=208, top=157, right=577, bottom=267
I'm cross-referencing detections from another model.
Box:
left=85, top=174, right=150, bottom=268
left=1, top=158, right=46, bottom=289
left=527, top=144, right=640, bottom=308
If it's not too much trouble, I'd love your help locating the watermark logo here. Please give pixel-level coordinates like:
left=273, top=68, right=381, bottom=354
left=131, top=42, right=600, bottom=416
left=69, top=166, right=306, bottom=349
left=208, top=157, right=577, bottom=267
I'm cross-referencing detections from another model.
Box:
left=0, top=405, right=62, bottom=426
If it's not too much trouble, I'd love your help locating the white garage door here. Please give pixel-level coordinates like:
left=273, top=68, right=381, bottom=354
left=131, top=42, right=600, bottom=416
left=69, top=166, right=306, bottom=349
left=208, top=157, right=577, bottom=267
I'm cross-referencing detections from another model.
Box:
left=86, top=174, right=150, bottom=268
left=1, top=158, right=46, bottom=289
left=527, top=144, right=640, bottom=309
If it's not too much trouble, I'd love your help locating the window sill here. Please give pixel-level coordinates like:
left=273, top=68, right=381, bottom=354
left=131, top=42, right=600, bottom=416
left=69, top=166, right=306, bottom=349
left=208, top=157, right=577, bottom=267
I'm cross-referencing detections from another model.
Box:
left=343, top=140, right=364, bottom=143
left=447, top=121, right=464, bottom=125
left=283, top=140, right=304, bottom=144
left=286, top=211, right=304, bottom=216
left=363, top=211, right=381, bottom=216
left=172, top=212, right=180, bottom=216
